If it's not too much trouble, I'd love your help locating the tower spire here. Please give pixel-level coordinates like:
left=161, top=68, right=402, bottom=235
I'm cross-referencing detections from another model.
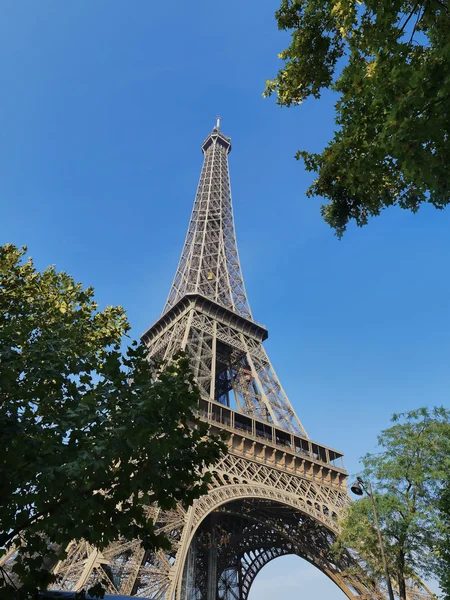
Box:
left=163, top=122, right=251, bottom=319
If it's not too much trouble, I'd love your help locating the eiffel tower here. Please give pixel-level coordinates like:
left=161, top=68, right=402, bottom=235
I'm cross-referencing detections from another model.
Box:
left=48, top=121, right=433, bottom=600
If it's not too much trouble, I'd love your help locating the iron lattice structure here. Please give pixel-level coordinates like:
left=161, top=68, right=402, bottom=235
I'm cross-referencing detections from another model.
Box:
left=42, top=122, right=434, bottom=600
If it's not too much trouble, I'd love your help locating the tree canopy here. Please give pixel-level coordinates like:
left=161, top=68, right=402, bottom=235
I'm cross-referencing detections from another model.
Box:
left=335, top=407, right=450, bottom=599
left=0, top=244, right=225, bottom=598
left=265, top=0, right=450, bottom=236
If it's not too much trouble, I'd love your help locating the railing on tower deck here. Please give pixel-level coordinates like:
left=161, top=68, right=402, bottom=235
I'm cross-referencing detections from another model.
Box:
left=196, top=398, right=346, bottom=472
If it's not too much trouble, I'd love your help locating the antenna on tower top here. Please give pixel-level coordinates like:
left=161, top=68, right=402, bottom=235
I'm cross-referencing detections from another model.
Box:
left=216, top=116, right=221, bottom=130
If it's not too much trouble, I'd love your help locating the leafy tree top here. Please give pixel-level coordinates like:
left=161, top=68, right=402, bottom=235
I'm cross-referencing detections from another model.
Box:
left=265, top=0, right=450, bottom=236
left=336, top=407, right=450, bottom=600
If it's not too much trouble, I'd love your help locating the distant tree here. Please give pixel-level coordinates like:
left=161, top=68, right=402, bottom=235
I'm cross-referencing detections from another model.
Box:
left=265, top=0, right=450, bottom=237
left=334, top=407, right=450, bottom=600
left=437, top=482, right=450, bottom=599
left=0, top=244, right=225, bottom=599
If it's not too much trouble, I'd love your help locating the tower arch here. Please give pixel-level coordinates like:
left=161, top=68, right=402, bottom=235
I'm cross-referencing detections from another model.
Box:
left=170, top=483, right=383, bottom=600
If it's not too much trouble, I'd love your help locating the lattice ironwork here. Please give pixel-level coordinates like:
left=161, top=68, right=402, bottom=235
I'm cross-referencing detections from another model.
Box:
left=143, top=303, right=305, bottom=434
left=163, top=122, right=250, bottom=320
left=39, top=122, right=435, bottom=600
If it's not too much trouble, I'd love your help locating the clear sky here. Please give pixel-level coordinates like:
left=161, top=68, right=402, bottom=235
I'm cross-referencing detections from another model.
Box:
left=1, top=2, right=448, bottom=598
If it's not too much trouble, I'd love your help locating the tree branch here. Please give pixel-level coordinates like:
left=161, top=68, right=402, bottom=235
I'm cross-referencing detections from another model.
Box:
left=398, top=0, right=422, bottom=36
left=409, top=0, right=428, bottom=43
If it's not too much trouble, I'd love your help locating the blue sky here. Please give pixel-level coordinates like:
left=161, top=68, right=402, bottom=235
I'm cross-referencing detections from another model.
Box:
left=1, top=1, right=448, bottom=597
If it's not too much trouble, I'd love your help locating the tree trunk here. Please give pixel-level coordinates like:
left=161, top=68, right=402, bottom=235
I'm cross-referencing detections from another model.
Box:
left=398, top=574, right=407, bottom=600
left=397, top=552, right=407, bottom=600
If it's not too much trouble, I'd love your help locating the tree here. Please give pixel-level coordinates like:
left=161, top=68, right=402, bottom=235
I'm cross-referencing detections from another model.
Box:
left=437, top=482, right=450, bottom=599
left=265, top=0, right=450, bottom=237
left=0, top=244, right=225, bottom=599
left=335, top=407, right=450, bottom=600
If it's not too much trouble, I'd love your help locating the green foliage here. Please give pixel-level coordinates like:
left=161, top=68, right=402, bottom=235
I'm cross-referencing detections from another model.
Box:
left=265, top=0, right=450, bottom=236
left=0, top=244, right=225, bottom=598
left=336, top=407, right=450, bottom=600
left=437, top=482, right=450, bottom=599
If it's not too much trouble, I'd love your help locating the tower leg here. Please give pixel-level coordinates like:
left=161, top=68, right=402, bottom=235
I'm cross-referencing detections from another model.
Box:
left=181, top=537, right=197, bottom=600
left=206, top=517, right=218, bottom=600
